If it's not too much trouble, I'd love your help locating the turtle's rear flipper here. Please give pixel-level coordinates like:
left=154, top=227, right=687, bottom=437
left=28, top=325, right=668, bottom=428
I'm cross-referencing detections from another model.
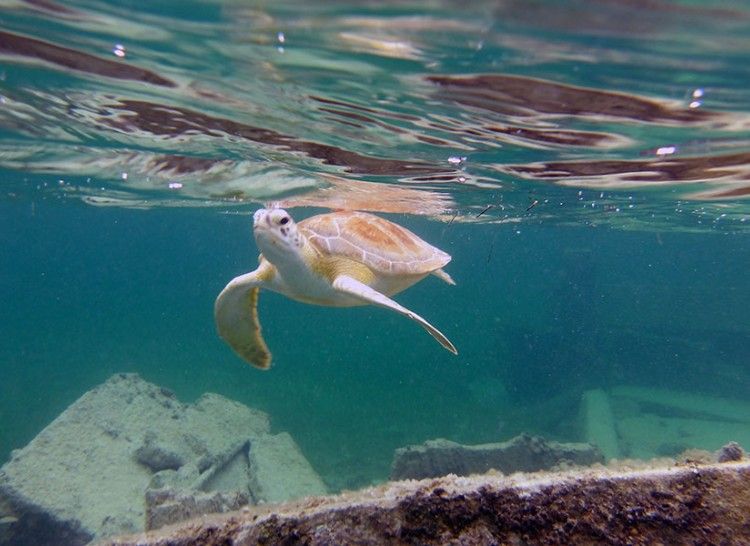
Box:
left=215, top=274, right=272, bottom=369
left=332, top=274, right=458, bottom=355
left=432, top=268, right=455, bottom=285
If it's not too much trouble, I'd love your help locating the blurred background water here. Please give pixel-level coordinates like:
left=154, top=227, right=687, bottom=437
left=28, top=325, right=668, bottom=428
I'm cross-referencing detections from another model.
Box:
left=1, top=0, right=749, bottom=492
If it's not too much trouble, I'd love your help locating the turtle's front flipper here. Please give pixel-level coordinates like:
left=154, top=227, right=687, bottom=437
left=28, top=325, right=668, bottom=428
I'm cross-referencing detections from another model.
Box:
left=332, top=275, right=458, bottom=355
left=215, top=271, right=272, bottom=369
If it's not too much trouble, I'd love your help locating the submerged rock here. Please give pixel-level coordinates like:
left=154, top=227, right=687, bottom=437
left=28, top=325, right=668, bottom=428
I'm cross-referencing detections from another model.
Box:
left=580, top=388, right=620, bottom=460
left=145, top=489, right=250, bottom=533
left=0, top=373, right=326, bottom=546
left=103, top=461, right=750, bottom=545
left=390, top=433, right=603, bottom=480
left=135, top=431, right=188, bottom=472
left=717, top=441, right=745, bottom=463
left=247, top=433, right=328, bottom=504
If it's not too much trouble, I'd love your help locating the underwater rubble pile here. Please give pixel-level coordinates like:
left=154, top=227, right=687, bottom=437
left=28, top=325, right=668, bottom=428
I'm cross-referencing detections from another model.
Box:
left=0, top=374, right=326, bottom=546
left=2, top=374, right=749, bottom=545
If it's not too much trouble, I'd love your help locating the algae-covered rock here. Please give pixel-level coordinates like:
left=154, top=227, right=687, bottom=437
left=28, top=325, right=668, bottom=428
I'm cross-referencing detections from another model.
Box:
left=102, top=460, right=750, bottom=546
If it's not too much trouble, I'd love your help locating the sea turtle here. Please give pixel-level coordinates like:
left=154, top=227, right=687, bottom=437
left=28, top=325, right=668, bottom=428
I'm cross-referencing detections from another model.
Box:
left=215, top=208, right=458, bottom=369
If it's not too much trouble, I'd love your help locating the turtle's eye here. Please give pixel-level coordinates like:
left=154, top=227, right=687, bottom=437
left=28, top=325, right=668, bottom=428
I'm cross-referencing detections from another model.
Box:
left=279, top=216, right=290, bottom=225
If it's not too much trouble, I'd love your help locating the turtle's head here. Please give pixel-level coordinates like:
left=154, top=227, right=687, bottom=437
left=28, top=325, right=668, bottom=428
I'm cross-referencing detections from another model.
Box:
left=253, top=208, right=304, bottom=265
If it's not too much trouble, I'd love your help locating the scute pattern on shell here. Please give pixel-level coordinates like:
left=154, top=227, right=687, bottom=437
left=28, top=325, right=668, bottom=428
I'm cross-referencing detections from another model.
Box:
left=300, top=211, right=451, bottom=275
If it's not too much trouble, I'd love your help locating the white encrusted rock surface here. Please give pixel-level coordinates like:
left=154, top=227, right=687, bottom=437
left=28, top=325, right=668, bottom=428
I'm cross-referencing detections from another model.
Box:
left=0, top=373, right=325, bottom=546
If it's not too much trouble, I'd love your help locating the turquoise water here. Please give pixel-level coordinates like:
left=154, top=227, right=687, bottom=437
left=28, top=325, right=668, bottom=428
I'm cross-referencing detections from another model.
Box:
left=1, top=0, right=749, bottom=495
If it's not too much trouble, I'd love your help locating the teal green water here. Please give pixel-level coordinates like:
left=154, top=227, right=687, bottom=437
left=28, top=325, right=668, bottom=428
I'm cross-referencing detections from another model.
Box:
left=1, top=0, right=750, bottom=492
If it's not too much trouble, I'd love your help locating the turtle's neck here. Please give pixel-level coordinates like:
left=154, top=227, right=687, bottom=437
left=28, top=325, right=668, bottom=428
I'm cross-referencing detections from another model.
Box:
left=258, top=230, right=310, bottom=271
left=261, top=237, right=329, bottom=301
